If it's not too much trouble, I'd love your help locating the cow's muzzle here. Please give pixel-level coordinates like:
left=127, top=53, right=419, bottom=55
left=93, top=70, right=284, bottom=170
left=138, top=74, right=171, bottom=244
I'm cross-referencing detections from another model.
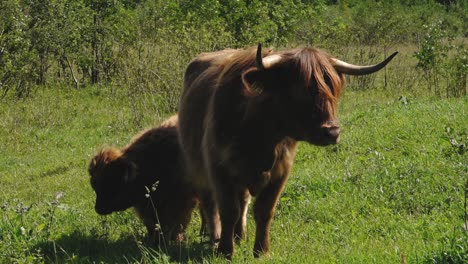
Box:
left=321, top=122, right=340, bottom=144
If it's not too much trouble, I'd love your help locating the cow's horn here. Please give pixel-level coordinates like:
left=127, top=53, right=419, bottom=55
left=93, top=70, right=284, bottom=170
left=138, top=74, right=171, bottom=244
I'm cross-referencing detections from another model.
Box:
left=332, top=51, right=398, bottom=75
left=256, top=43, right=265, bottom=70
left=256, top=43, right=282, bottom=70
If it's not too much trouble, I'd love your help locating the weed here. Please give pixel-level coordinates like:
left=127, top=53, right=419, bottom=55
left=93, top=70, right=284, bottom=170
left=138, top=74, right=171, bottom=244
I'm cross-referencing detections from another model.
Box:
left=144, top=181, right=169, bottom=252
left=445, top=126, right=467, bottom=155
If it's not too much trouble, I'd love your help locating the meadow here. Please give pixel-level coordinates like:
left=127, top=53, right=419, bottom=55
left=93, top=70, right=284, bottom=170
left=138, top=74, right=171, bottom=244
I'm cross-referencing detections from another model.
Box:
left=1, top=77, right=466, bottom=263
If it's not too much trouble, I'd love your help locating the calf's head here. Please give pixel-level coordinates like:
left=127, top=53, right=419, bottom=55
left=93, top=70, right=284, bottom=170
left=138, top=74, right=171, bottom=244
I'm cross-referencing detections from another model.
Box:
left=88, top=148, right=137, bottom=215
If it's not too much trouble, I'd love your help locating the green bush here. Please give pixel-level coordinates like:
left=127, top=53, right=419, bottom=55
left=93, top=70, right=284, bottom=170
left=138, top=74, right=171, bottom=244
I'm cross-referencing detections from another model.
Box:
left=414, top=20, right=467, bottom=98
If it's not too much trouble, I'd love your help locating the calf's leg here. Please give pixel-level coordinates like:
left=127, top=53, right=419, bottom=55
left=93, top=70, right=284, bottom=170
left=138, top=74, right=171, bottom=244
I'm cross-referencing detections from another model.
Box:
left=199, top=207, right=207, bottom=236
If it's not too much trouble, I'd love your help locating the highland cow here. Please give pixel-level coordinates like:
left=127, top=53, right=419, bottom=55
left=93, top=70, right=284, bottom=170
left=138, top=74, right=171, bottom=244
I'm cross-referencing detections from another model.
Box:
left=88, top=115, right=198, bottom=245
left=178, top=44, right=397, bottom=258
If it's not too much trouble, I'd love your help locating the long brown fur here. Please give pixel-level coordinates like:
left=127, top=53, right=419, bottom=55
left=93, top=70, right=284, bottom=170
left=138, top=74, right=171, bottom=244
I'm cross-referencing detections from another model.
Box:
left=88, top=115, right=198, bottom=245
left=178, top=46, right=347, bottom=259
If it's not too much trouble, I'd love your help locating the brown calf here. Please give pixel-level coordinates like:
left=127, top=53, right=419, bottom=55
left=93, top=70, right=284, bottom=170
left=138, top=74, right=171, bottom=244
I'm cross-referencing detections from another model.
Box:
left=88, top=115, right=198, bottom=245
left=178, top=44, right=397, bottom=258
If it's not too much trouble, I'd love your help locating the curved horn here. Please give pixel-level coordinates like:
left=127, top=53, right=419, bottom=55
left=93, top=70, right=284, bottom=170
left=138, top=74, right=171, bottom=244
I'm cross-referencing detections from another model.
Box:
left=256, top=43, right=283, bottom=70
left=332, top=51, right=398, bottom=76
left=256, top=43, right=265, bottom=70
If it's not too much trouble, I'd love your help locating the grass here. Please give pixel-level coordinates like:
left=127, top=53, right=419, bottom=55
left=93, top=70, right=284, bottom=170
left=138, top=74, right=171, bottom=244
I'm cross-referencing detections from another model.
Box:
left=0, top=84, right=467, bottom=263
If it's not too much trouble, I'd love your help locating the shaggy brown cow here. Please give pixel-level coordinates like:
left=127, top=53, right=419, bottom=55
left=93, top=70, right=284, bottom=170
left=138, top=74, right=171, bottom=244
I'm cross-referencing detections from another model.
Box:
left=178, top=44, right=397, bottom=258
left=88, top=115, right=198, bottom=245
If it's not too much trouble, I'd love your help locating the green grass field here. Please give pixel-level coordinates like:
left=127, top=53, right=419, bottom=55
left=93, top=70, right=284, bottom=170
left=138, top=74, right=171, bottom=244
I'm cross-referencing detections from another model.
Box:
left=1, top=85, right=467, bottom=263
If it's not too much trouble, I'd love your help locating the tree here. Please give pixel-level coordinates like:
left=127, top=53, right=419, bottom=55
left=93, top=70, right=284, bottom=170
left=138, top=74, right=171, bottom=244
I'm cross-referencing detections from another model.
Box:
left=0, top=0, right=35, bottom=97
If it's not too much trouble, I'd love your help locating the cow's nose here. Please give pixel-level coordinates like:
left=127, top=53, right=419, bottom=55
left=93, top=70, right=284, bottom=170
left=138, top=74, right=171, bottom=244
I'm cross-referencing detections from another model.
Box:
left=322, top=124, right=340, bottom=143
left=326, top=126, right=340, bottom=139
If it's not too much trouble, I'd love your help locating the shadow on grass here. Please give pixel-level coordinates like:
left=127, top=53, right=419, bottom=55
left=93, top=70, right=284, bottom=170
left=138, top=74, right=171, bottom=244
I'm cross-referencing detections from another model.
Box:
left=418, top=228, right=468, bottom=264
left=34, top=231, right=140, bottom=263
left=34, top=230, right=215, bottom=263
left=419, top=250, right=468, bottom=264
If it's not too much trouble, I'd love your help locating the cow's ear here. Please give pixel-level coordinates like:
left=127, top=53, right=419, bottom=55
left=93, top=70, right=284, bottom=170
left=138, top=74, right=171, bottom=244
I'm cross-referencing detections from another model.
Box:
left=241, top=67, right=268, bottom=97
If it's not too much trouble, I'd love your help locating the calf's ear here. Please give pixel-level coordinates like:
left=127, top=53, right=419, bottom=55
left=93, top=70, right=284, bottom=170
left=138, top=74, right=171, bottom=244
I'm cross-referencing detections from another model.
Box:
left=88, top=156, right=98, bottom=176
left=112, top=157, right=137, bottom=183
left=122, top=160, right=137, bottom=183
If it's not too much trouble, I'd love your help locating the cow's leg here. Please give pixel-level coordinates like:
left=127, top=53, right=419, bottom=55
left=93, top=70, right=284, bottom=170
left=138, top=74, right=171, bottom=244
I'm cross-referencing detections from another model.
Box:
left=215, top=180, right=242, bottom=259
left=234, top=188, right=251, bottom=242
left=199, top=190, right=220, bottom=244
left=252, top=175, right=288, bottom=258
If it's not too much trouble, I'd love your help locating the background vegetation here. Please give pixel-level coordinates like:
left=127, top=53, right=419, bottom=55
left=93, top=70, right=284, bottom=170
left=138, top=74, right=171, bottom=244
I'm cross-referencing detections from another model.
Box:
left=1, top=0, right=467, bottom=263
left=1, top=0, right=466, bottom=104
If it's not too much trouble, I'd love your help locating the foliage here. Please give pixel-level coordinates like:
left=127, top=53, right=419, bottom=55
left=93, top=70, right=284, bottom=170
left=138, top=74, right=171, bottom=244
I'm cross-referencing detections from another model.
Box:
left=0, top=0, right=466, bottom=102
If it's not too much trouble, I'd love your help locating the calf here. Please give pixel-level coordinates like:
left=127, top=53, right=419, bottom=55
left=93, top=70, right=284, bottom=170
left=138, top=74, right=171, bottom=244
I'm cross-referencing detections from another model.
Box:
left=88, top=115, right=198, bottom=245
